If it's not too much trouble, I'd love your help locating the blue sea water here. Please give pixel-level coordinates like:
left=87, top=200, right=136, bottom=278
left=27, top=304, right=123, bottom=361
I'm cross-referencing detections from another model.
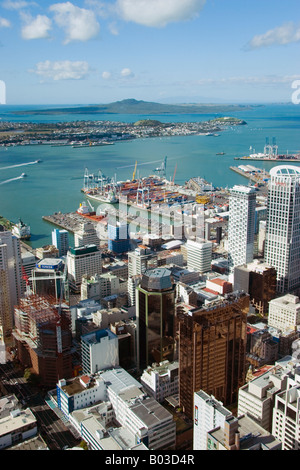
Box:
left=0, top=103, right=299, bottom=248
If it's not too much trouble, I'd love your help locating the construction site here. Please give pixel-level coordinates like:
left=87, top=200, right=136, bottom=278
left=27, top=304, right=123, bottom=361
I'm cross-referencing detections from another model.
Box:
left=13, top=294, right=73, bottom=388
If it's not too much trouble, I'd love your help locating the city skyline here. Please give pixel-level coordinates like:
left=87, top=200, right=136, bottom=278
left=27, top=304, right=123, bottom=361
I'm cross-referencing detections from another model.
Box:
left=0, top=0, right=300, bottom=105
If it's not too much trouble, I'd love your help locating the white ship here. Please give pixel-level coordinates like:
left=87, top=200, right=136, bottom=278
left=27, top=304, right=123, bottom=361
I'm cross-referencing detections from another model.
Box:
left=12, top=219, right=31, bottom=240
left=86, top=190, right=119, bottom=204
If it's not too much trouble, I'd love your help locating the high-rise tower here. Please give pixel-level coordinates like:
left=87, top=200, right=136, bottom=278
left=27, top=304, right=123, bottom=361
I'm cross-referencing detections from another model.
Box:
left=264, top=165, right=300, bottom=294
left=177, top=292, right=249, bottom=418
left=227, top=185, right=256, bottom=274
left=136, top=268, right=175, bottom=371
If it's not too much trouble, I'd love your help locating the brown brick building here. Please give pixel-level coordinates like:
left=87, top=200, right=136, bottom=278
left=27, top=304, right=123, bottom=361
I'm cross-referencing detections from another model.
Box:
left=177, top=292, right=249, bottom=418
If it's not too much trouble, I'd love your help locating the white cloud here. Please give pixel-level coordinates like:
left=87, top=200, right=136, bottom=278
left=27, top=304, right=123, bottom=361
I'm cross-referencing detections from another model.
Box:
left=101, top=68, right=134, bottom=80
left=21, top=12, right=52, bottom=39
left=0, top=17, right=11, bottom=27
left=121, top=67, right=134, bottom=78
left=115, top=0, right=206, bottom=27
left=108, top=22, right=119, bottom=35
left=31, top=60, right=92, bottom=80
left=49, top=1, right=100, bottom=44
left=247, top=22, right=300, bottom=49
left=195, top=75, right=300, bottom=86
left=102, top=71, right=112, bottom=79
left=2, top=0, right=37, bottom=9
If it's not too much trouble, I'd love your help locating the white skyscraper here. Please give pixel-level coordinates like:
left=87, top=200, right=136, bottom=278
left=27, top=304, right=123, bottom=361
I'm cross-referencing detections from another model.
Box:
left=0, top=243, right=12, bottom=342
left=0, top=229, right=22, bottom=309
left=227, top=185, right=256, bottom=274
left=186, top=240, right=212, bottom=274
left=265, top=165, right=300, bottom=294
left=67, top=244, right=102, bottom=292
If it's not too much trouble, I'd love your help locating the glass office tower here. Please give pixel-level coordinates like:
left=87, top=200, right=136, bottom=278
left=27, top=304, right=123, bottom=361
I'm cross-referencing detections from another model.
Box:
left=265, top=165, right=300, bottom=294
left=136, top=268, right=175, bottom=371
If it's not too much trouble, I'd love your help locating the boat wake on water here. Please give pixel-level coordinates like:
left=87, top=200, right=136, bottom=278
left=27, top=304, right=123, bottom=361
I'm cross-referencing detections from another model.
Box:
left=0, top=160, right=39, bottom=170
left=0, top=175, right=26, bottom=185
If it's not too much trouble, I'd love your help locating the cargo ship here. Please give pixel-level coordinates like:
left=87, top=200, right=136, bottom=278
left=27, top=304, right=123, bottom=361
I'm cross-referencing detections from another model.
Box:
left=81, top=158, right=191, bottom=209
left=12, top=219, right=31, bottom=240
left=85, top=190, right=119, bottom=204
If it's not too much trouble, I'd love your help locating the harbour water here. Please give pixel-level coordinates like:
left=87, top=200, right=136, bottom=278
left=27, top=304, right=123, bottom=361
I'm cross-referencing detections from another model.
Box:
left=0, top=103, right=299, bottom=248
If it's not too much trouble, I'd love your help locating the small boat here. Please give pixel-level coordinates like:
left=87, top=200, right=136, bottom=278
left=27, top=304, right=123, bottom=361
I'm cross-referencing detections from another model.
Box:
left=21, top=173, right=27, bottom=177
left=216, top=152, right=226, bottom=155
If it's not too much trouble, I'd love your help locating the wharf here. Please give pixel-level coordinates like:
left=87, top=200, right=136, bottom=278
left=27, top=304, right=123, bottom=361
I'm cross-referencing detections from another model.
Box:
left=235, top=156, right=300, bottom=162
left=230, top=166, right=269, bottom=185
left=43, top=212, right=89, bottom=233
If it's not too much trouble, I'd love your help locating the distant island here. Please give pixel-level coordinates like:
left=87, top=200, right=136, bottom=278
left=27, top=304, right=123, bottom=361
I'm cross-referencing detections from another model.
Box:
left=13, top=98, right=253, bottom=116
left=0, top=114, right=247, bottom=147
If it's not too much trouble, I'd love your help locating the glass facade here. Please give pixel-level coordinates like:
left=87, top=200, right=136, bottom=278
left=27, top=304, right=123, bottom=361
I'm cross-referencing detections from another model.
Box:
left=137, top=269, right=175, bottom=370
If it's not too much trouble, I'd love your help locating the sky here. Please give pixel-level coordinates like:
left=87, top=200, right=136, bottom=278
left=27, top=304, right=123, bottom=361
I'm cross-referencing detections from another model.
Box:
left=0, top=0, right=300, bottom=105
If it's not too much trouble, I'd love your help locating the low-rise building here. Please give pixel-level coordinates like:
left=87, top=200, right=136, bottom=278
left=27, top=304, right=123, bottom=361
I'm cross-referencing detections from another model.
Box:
left=193, top=390, right=232, bottom=450
left=268, top=294, right=300, bottom=331
left=238, top=363, right=291, bottom=431
left=0, top=408, right=37, bottom=450
left=272, top=380, right=300, bottom=450
left=207, top=414, right=281, bottom=450
left=140, top=361, right=179, bottom=403
left=56, top=367, right=176, bottom=450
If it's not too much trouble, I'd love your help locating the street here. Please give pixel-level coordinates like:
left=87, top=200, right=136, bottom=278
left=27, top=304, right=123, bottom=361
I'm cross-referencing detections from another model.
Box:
left=0, top=362, right=81, bottom=450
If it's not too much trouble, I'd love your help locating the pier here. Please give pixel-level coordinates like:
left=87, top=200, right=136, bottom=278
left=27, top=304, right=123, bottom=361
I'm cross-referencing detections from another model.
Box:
left=230, top=166, right=269, bottom=186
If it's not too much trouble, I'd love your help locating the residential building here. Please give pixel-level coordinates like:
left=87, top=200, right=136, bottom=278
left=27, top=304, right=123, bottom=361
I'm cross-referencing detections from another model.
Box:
left=264, top=165, right=300, bottom=294
left=227, top=185, right=256, bottom=274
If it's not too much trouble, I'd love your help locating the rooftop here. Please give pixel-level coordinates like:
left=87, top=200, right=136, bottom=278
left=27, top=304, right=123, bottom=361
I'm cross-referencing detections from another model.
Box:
left=141, top=267, right=173, bottom=291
